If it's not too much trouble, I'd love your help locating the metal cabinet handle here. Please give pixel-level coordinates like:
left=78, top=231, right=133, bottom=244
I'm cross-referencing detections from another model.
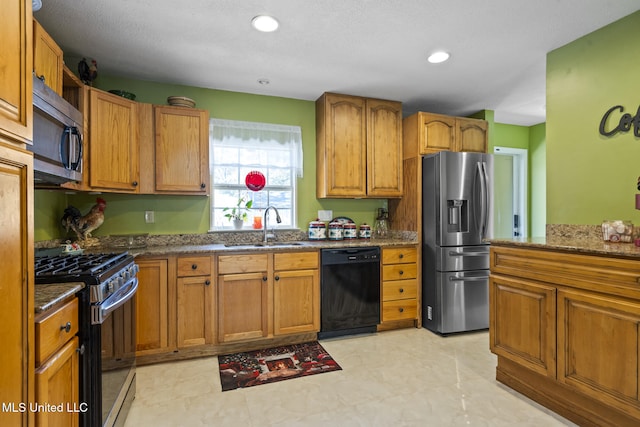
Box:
left=60, top=322, right=72, bottom=333
left=192, top=264, right=198, bottom=270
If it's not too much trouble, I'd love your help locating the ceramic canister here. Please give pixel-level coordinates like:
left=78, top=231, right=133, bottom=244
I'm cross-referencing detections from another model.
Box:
left=343, top=223, right=357, bottom=239
left=328, top=221, right=344, bottom=240
left=359, top=223, right=371, bottom=239
left=308, top=219, right=326, bottom=240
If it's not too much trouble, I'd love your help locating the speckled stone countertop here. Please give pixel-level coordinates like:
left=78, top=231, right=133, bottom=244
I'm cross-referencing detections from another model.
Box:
left=36, top=230, right=418, bottom=257
left=35, top=282, right=84, bottom=315
left=490, top=224, right=640, bottom=258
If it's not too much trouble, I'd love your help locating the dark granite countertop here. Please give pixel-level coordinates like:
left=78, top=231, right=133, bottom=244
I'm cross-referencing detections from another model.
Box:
left=35, top=282, right=84, bottom=315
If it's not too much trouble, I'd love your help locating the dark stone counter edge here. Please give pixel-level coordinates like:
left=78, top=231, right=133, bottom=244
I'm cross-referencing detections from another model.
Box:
left=490, top=237, right=640, bottom=259
left=35, top=282, right=85, bottom=315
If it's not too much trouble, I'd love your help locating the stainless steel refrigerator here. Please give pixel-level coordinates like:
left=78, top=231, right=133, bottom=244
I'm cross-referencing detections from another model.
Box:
left=422, top=151, right=493, bottom=334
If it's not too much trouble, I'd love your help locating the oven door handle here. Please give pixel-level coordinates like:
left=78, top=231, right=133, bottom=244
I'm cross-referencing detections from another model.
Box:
left=92, top=277, right=138, bottom=325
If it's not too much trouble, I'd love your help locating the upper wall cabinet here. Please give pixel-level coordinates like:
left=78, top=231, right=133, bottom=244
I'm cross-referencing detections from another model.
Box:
left=88, top=88, right=140, bottom=192
left=139, top=105, right=210, bottom=194
left=33, top=19, right=63, bottom=96
left=316, top=92, right=402, bottom=198
left=0, top=0, right=33, bottom=146
left=403, top=112, right=488, bottom=158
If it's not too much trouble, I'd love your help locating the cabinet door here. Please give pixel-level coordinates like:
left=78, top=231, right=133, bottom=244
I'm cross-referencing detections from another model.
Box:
left=218, top=272, right=268, bottom=342
left=89, top=89, right=140, bottom=191
left=35, top=336, right=80, bottom=427
left=489, top=275, right=556, bottom=377
left=177, top=276, right=213, bottom=347
left=0, top=0, right=32, bottom=145
left=557, top=290, right=640, bottom=416
left=419, top=113, right=455, bottom=154
left=33, top=19, right=63, bottom=96
left=456, top=118, right=488, bottom=153
left=316, top=93, right=366, bottom=197
left=154, top=106, right=209, bottom=193
left=135, top=258, right=170, bottom=355
left=273, top=269, right=320, bottom=335
left=0, top=144, right=33, bottom=427
left=366, top=98, right=403, bottom=197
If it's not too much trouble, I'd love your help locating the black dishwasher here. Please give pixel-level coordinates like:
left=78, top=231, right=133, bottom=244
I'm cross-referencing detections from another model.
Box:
left=319, top=247, right=380, bottom=339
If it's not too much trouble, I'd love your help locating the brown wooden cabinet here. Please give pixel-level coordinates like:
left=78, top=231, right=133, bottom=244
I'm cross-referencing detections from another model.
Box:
left=34, top=298, right=80, bottom=427
left=176, top=255, right=214, bottom=347
left=273, top=252, right=320, bottom=335
left=135, top=257, right=173, bottom=356
left=403, top=112, right=488, bottom=157
left=0, top=0, right=33, bottom=146
left=88, top=88, right=140, bottom=192
left=217, top=250, right=320, bottom=343
left=316, top=92, right=402, bottom=198
left=490, top=244, right=640, bottom=427
left=33, top=19, right=63, bottom=96
left=0, top=143, right=34, bottom=427
left=380, top=247, right=419, bottom=328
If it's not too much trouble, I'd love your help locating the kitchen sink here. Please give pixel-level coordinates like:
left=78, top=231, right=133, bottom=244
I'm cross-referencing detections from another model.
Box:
left=224, top=241, right=306, bottom=247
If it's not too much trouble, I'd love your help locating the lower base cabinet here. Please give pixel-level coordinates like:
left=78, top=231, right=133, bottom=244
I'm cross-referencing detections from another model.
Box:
left=176, top=255, right=214, bottom=347
left=135, top=258, right=172, bottom=356
left=490, top=245, right=640, bottom=427
left=380, top=246, right=419, bottom=327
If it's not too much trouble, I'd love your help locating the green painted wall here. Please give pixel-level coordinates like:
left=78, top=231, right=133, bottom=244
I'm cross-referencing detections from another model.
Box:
left=34, top=74, right=385, bottom=241
left=547, top=11, right=640, bottom=225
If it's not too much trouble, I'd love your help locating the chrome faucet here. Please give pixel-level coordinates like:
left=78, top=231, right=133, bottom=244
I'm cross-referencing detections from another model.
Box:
left=263, top=206, right=282, bottom=243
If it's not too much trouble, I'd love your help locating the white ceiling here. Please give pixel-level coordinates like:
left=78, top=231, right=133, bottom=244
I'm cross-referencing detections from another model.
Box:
left=34, top=0, right=639, bottom=126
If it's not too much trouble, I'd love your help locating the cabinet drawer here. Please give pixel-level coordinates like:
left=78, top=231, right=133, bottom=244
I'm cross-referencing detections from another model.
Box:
left=177, top=256, right=212, bottom=277
left=382, top=299, right=418, bottom=321
left=274, top=251, right=318, bottom=270
left=382, top=247, right=417, bottom=264
left=35, top=298, right=79, bottom=366
left=218, top=254, right=269, bottom=274
left=382, top=279, right=418, bottom=301
left=382, top=263, right=417, bottom=281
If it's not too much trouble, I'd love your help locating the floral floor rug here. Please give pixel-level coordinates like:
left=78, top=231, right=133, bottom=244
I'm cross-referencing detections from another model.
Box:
left=217, top=341, right=342, bottom=391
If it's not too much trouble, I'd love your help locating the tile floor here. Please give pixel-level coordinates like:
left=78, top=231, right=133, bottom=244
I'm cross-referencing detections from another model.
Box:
left=124, top=328, right=578, bottom=426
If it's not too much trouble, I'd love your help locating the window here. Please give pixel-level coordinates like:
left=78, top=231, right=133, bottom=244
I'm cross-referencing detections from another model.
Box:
left=209, top=119, right=303, bottom=231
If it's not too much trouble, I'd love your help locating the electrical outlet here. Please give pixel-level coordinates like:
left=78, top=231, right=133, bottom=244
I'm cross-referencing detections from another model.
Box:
left=144, top=211, right=155, bottom=223
left=317, top=210, right=333, bottom=221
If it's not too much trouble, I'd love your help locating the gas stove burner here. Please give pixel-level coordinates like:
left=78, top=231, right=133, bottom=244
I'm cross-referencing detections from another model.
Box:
left=35, top=252, right=133, bottom=285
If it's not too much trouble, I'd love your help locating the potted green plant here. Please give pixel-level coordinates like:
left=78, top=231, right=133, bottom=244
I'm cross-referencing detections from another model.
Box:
left=223, top=196, right=253, bottom=230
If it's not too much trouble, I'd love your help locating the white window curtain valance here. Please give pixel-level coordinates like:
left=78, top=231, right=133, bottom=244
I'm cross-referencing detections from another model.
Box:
left=210, top=118, right=303, bottom=178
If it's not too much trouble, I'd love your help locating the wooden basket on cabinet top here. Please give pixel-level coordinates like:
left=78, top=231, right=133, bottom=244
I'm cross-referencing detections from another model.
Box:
left=381, top=247, right=418, bottom=324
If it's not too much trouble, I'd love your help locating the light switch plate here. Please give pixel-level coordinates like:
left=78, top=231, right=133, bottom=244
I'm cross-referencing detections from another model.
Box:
left=317, top=210, right=333, bottom=221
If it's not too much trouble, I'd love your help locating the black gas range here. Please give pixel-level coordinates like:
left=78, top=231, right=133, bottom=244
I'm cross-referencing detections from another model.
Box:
left=35, top=250, right=138, bottom=427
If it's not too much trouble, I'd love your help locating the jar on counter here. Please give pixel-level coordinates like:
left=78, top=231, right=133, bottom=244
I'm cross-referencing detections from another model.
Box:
left=328, top=221, right=344, bottom=240
left=343, top=223, right=357, bottom=240
left=308, top=219, right=326, bottom=240
left=359, top=223, right=371, bottom=239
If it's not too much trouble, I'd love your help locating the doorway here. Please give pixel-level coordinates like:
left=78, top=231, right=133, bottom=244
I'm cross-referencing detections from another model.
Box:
left=493, top=147, right=528, bottom=238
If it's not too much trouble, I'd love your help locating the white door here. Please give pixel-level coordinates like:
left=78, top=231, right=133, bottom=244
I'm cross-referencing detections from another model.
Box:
left=493, top=147, right=528, bottom=238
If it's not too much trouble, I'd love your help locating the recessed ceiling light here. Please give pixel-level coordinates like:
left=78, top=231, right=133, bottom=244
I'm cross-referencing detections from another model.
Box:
left=251, top=15, right=279, bottom=32
left=427, top=51, right=450, bottom=64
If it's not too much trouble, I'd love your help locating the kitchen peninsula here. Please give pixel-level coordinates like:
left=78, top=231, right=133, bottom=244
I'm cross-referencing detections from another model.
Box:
left=489, top=225, right=640, bottom=427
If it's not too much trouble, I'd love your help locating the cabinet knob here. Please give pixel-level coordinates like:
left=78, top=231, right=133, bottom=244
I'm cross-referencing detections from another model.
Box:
left=132, top=181, right=138, bottom=187
left=399, top=270, right=404, bottom=275
left=399, top=254, right=404, bottom=259
left=275, top=275, right=280, bottom=281
left=263, top=276, right=268, bottom=282
left=77, top=344, right=85, bottom=355
left=399, top=288, right=404, bottom=293
left=399, top=308, right=404, bottom=313
left=205, top=280, right=211, bottom=286
left=60, top=322, right=72, bottom=333
left=200, top=183, right=206, bottom=189
left=192, top=264, right=198, bottom=270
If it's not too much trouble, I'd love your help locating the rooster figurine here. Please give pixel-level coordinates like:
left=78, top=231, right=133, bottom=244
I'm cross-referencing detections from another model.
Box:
left=78, top=58, right=98, bottom=85
left=61, top=197, right=107, bottom=241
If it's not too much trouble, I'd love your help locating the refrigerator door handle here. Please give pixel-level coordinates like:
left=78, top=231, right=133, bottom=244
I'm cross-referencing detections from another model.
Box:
left=477, top=161, right=490, bottom=240
left=448, top=250, right=489, bottom=257
left=448, top=275, right=489, bottom=282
